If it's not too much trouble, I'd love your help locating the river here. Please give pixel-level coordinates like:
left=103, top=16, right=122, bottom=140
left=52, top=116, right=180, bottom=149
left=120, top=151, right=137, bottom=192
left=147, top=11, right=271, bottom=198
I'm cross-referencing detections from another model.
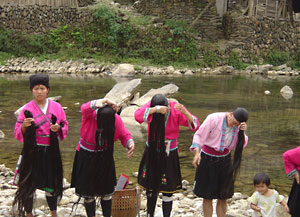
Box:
left=0, top=74, right=299, bottom=195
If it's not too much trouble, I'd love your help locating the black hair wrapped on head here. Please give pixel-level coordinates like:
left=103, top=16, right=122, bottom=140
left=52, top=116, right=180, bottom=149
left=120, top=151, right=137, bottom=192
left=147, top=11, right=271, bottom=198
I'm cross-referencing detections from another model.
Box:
left=29, top=74, right=50, bottom=90
left=146, top=94, right=168, bottom=191
left=233, top=107, right=248, bottom=123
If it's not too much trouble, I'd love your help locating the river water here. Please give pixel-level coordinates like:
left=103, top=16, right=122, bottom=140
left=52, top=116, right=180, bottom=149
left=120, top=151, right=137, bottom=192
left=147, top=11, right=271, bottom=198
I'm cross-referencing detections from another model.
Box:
left=0, top=74, right=299, bottom=196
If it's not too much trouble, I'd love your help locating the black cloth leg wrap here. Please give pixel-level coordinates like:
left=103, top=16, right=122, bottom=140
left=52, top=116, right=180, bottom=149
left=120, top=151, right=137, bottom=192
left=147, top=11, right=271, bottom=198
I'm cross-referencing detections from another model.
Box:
left=46, top=195, right=57, bottom=211
left=162, top=193, right=173, bottom=217
left=162, top=201, right=172, bottom=217
left=24, top=196, right=34, bottom=214
left=101, top=199, right=112, bottom=217
left=146, top=191, right=158, bottom=216
left=84, top=199, right=96, bottom=217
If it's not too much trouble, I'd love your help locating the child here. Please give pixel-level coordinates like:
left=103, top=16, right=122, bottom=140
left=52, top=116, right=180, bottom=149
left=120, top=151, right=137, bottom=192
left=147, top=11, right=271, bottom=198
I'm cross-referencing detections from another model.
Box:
left=248, top=173, right=289, bottom=217
left=283, top=146, right=300, bottom=217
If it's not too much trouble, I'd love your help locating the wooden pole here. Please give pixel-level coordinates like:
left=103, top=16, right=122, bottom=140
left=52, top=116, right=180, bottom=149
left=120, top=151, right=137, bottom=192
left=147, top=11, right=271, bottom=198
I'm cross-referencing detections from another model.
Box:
left=248, top=0, right=255, bottom=16
left=188, top=0, right=215, bottom=31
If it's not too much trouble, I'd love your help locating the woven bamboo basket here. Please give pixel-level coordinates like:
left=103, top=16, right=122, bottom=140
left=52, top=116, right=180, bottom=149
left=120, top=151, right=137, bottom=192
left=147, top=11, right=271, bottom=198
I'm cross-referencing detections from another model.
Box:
left=111, top=188, right=141, bottom=217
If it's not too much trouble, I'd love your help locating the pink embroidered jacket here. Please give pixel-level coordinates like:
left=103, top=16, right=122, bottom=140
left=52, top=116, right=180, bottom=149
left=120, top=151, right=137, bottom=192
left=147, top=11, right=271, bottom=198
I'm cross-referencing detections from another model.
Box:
left=283, top=146, right=300, bottom=179
left=15, top=99, right=68, bottom=145
left=190, top=112, right=248, bottom=153
left=76, top=100, right=133, bottom=151
left=134, top=100, right=199, bottom=151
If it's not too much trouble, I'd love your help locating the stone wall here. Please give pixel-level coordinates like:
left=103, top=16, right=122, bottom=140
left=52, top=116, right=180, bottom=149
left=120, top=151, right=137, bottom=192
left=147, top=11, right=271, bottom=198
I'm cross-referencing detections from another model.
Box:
left=223, top=14, right=300, bottom=60
left=0, top=5, right=92, bottom=33
left=135, top=0, right=223, bottom=40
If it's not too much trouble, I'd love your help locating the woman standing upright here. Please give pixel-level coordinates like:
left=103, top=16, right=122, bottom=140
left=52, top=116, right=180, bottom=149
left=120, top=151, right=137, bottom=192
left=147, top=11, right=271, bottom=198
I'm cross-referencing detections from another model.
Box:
left=190, top=107, right=248, bottom=217
left=135, top=94, right=199, bottom=217
left=71, top=98, right=135, bottom=217
left=283, top=146, right=300, bottom=217
left=13, top=74, right=68, bottom=217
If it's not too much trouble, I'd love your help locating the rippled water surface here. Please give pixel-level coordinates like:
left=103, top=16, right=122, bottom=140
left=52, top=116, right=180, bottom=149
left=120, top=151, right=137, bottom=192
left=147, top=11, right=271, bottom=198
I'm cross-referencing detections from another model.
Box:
left=1, top=74, right=300, bottom=196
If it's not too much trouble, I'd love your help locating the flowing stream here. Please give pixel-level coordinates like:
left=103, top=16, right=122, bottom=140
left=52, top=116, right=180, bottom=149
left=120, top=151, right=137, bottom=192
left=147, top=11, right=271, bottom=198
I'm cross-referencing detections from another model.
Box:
left=1, top=74, right=300, bottom=195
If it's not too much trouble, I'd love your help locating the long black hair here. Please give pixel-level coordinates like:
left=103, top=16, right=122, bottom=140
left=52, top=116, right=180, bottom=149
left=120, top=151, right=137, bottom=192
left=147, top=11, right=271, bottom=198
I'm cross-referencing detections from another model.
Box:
left=50, top=114, right=63, bottom=199
left=13, top=110, right=36, bottom=216
left=147, top=94, right=169, bottom=191
left=231, top=129, right=245, bottom=181
left=90, top=105, right=116, bottom=187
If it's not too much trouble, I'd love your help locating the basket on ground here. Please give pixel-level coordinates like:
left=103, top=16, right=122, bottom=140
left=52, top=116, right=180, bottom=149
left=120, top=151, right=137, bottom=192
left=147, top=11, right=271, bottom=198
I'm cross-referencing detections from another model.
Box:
left=111, top=187, right=141, bottom=217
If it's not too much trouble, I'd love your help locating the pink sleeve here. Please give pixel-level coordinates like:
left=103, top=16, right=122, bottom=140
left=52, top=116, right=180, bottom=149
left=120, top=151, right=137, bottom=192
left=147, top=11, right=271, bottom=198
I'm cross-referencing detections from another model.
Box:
left=190, top=114, right=214, bottom=151
left=134, top=101, right=152, bottom=124
left=177, top=108, right=200, bottom=131
left=14, top=107, right=26, bottom=143
left=81, top=101, right=97, bottom=120
left=115, top=115, right=133, bottom=148
left=283, top=147, right=300, bottom=179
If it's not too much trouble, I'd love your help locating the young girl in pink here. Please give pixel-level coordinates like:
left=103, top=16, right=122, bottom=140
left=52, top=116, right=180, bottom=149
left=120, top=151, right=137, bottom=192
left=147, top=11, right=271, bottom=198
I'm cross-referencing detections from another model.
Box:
left=283, top=146, right=300, bottom=217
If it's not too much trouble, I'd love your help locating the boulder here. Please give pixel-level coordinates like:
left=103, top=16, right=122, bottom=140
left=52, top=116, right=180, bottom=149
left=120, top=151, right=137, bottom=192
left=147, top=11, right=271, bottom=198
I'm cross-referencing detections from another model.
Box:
left=111, top=64, right=135, bottom=76
left=0, top=130, right=4, bottom=139
left=104, top=79, right=142, bottom=111
left=280, top=85, right=293, bottom=100
left=132, top=84, right=179, bottom=107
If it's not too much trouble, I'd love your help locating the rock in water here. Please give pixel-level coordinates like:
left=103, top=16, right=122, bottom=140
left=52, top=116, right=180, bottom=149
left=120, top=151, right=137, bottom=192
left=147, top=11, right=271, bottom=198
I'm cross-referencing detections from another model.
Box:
left=280, top=85, right=293, bottom=100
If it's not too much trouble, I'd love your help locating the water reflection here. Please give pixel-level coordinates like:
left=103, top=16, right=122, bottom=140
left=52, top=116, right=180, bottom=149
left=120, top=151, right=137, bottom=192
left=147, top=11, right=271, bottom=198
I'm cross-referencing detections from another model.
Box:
left=0, top=74, right=299, bottom=195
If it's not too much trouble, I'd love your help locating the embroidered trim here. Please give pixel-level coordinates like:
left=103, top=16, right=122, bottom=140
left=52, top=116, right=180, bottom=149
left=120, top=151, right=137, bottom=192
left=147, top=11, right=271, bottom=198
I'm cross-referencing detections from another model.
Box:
left=190, top=142, right=201, bottom=151
left=220, top=117, right=236, bottom=152
left=143, top=108, right=151, bottom=122
left=287, top=169, right=299, bottom=179
left=36, top=143, right=50, bottom=147
left=90, top=100, right=96, bottom=110
left=126, top=139, right=134, bottom=149
left=188, top=115, right=198, bottom=130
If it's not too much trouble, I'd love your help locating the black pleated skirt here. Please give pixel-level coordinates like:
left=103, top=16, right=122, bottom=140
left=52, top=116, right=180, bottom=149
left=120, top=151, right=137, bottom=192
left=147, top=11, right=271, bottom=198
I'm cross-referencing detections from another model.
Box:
left=288, top=179, right=300, bottom=216
left=71, top=148, right=116, bottom=198
left=138, top=147, right=182, bottom=193
left=33, top=145, right=57, bottom=193
left=193, top=151, right=233, bottom=199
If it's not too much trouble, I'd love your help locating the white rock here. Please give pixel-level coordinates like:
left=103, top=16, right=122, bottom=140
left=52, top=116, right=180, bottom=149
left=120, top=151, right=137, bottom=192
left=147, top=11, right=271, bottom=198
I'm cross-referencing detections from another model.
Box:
left=280, top=85, right=293, bottom=100
left=264, top=90, right=270, bottom=95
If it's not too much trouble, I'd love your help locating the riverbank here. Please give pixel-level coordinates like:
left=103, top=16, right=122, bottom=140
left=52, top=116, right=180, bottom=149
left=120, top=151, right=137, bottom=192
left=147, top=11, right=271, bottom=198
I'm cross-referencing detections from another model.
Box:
left=0, top=164, right=290, bottom=217
left=0, top=57, right=299, bottom=77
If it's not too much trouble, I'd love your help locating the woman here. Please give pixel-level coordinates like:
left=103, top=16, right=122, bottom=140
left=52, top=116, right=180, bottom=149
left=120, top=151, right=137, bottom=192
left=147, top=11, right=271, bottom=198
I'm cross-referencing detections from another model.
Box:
left=13, top=74, right=68, bottom=217
left=135, top=94, right=199, bottom=217
left=190, top=107, right=248, bottom=217
left=283, top=146, right=300, bottom=217
left=71, top=98, right=135, bottom=217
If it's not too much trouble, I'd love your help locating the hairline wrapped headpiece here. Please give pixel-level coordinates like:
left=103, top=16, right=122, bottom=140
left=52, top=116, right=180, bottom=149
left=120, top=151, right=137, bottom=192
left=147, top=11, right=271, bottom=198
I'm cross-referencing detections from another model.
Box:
left=29, top=74, right=50, bottom=89
left=233, top=107, right=248, bottom=123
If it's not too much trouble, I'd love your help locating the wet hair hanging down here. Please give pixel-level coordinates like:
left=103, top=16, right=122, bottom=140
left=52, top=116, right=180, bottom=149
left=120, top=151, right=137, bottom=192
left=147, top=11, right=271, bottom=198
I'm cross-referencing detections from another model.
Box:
left=50, top=114, right=63, bottom=199
left=13, top=110, right=36, bottom=216
left=91, top=105, right=116, bottom=187
left=147, top=94, right=168, bottom=191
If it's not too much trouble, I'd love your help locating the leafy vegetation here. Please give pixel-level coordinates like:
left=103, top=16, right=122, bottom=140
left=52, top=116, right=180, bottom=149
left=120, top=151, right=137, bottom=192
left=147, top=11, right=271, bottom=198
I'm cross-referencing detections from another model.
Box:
left=0, top=4, right=299, bottom=70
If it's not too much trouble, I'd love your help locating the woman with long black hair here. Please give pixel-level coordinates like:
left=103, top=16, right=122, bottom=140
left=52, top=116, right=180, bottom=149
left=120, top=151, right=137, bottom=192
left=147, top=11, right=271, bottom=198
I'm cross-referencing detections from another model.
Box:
left=135, top=94, right=199, bottom=217
left=13, top=74, right=68, bottom=217
left=71, top=98, right=135, bottom=217
left=191, top=107, right=248, bottom=217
